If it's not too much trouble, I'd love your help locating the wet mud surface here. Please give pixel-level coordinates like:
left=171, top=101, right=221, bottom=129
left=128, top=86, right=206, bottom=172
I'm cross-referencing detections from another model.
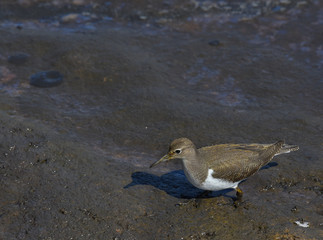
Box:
left=0, top=0, right=322, bottom=239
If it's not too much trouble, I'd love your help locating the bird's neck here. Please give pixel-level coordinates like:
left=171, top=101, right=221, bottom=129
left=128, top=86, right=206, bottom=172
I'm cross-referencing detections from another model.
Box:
left=181, top=151, right=208, bottom=184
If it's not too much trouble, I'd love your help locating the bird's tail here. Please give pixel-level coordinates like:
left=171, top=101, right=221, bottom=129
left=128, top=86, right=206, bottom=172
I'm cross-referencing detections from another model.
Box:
left=275, top=143, right=299, bottom=156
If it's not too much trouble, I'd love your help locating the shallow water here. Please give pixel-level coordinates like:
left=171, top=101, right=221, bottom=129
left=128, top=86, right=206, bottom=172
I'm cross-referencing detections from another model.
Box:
left=0, top=0, right=322, bottom=239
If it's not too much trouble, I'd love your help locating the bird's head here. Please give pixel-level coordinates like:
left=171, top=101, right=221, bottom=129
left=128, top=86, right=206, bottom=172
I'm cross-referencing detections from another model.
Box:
left=150, top=138, right=196, bottom=168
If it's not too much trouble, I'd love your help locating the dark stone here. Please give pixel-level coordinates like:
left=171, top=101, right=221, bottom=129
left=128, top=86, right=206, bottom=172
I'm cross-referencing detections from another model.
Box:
left=29, top=71, right=63, bottom=88
left=208, top=40, right=220, bottom=46
left=8, top=53, right=29, bottom=65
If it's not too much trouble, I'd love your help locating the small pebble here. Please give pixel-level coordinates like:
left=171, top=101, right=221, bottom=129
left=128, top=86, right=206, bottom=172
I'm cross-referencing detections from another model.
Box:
left=208, top=40, right=221, bottom=47
left=294, top=219, right=309, bottom=228
left=29, top=71, right=63, bottom=88
left=297, top=1, right=307, bottom=7
left=280, top=0, right=291, bottom=4
left=61, top=13, right=80, bottom=23
left=8, top=53, right=29, bottom=65
left=72, top=0, right=85, bottom=5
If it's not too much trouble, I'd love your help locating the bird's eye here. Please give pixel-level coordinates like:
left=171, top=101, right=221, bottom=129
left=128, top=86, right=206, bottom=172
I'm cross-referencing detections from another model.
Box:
left=174, top=149, right=181, bottom=154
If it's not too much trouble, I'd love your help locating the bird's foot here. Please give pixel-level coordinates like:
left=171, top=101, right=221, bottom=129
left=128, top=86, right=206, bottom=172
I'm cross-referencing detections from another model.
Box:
left=233, top=198, right=243, bottom=208
left=233, top=198, right=249, bottom=208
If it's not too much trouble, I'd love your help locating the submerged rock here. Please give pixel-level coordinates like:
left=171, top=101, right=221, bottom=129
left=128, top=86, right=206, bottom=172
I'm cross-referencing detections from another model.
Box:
left=208, top=39, right=221, bottom=46
left=29, top=71, right=63, bottom=88
left=8, top=53, right=29, bottom=65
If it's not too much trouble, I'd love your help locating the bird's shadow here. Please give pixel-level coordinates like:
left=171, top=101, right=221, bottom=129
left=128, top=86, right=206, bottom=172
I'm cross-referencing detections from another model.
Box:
left=124, top=170, right=228, bottom=199
left=124, top=162, right=278, bottom=199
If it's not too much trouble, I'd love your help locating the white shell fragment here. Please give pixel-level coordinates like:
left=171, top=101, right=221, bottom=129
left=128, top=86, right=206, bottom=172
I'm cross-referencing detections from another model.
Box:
left=294, top=220, right=310, bottom=228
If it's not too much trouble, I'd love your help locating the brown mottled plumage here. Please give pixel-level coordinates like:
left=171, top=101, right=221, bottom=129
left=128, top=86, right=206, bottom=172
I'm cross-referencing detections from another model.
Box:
left=150, top=138, right=299, bottom=200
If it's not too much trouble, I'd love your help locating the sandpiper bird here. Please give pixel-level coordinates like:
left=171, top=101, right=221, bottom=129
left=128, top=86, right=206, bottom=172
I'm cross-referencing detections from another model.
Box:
left=150, top=138, right=299, bottom=200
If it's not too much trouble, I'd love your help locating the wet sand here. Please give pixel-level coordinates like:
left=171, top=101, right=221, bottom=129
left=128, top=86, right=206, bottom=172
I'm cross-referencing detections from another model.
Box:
left=0, top=0, right=322, bottom=239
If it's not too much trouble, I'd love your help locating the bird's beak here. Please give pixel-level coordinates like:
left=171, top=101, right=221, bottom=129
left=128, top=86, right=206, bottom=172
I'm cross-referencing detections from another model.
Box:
left=150, top=153, right=173, bottom=168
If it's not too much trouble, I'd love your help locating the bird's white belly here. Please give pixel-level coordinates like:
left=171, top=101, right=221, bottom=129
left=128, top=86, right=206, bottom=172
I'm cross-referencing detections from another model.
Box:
left=199, top=169, right=241, bottom=191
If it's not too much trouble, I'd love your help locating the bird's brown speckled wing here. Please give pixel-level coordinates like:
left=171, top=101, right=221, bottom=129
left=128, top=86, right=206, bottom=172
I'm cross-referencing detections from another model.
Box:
left=198, top=141, right=284, bottom=182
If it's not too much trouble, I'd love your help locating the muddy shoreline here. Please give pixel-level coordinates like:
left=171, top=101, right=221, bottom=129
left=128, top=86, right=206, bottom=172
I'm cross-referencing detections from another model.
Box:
left=0, top=110, right=321, bottom=239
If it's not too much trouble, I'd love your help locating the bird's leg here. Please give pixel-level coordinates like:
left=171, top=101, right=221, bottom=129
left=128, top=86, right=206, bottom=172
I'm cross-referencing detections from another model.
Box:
left=234, top=187, right=243, bottom=208
left=235, top=187, right=243, bottom=201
